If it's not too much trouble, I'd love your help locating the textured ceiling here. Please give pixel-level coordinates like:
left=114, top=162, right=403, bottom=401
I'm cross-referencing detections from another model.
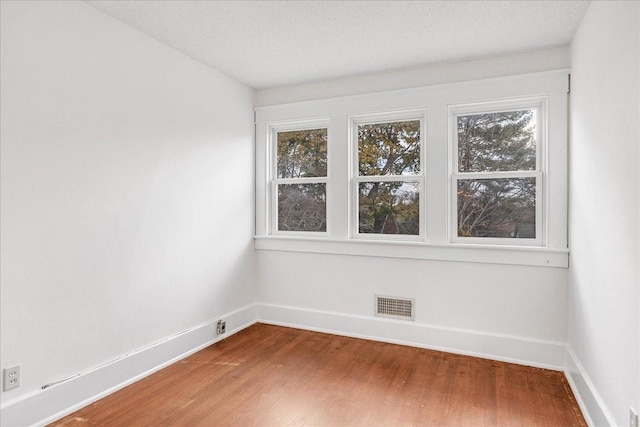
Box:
left=87, top=1, right=590, bottom=89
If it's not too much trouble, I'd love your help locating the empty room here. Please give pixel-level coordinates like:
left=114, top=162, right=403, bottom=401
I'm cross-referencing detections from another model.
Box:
left=1, top=1, right=638, bottom=426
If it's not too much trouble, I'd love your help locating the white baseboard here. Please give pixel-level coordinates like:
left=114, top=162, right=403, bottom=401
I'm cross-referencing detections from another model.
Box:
left=256, top=303, right=566, bottom=370
left=1, top=302, right=572, bottom=427
left=565, top=346, right=616, bottom=427
left=0, top=304, right=257, bottom=427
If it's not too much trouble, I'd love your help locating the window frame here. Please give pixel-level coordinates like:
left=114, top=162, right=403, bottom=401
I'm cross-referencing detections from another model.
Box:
left=268, top=119, right=331, bottom=237
left=449, top=97, right=547, bottom=246
left=349, top=110, right=427, bottom=241
left=254, top=71, right=569, bottom=267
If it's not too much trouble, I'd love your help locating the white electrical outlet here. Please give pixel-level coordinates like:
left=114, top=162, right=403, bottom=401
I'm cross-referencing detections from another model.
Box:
left=3, top=365, right=20, bottom=391
left=630, top=408, right=638, bottom=427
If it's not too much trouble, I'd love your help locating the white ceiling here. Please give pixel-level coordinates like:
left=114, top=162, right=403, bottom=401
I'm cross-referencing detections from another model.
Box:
left=87, top=0, right=590, bottom=89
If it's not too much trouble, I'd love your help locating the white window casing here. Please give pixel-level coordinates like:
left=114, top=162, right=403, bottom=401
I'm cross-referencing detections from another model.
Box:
left=254, top=71, right=569, bottom=267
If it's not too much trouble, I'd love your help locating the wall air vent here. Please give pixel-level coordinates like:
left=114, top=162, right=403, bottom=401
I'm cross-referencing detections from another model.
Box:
left=375, top=295, right=415, bottom=320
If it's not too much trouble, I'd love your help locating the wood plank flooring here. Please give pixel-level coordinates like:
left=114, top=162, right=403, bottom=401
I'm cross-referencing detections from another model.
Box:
left=51, top=323, right=586, bottom=426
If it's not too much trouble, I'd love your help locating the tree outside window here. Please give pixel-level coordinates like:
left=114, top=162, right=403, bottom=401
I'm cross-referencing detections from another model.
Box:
left=275, top=128, right=328, bottom=233
left=454, top=108, right=539, bottom=241
left=355, top=119, right=423, bottom=237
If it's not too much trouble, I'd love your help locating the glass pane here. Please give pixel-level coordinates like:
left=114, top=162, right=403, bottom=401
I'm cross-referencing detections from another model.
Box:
left=358, top=120, right=420, bottom=176
left=277, top=129, right=327, bottom=178
left=457, top=178, right=536, bottom=238
left=457, top=110, right=536, bottom=172
left=278, top=183, right=326, bottom=232
left=359, top=182, right=419, bottom=235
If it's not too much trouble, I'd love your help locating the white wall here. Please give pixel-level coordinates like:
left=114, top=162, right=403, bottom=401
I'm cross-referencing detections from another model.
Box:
left=568, top=2, right=640, bottom=426
left=0, top=0, right=254, bottom=410
left=258, top=251, right=568, bottom=342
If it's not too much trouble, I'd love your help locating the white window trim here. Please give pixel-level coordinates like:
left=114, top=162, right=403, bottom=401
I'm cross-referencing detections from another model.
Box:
left=254, top=70, right=569, bottom=268
left=253, top=236, right=569, bottom=267
left=349, top=109, right=427, bottom=241
left=449, top=97, right=547, bottom=246
left=268, top=119, right=331, bottom=237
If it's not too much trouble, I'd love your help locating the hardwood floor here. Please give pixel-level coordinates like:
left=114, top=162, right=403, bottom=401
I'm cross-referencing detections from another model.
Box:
left=51, top=323, right=586, bottom=426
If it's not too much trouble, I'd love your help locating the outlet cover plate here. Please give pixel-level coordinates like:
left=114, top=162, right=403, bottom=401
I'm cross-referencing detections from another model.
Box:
left=630, top=408, right=638, bottom=427
left=3, top=365, right=20, bottom=391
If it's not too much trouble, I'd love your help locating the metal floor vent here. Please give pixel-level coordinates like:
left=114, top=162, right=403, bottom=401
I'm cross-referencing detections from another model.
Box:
left=375, top=295, right=415, bottom=320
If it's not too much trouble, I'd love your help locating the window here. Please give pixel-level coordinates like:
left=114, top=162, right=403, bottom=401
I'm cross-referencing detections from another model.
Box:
left=351, top=112, right=425, bottom=239
left=451, top=99, right=544, bottom=245
left=255, top=71, right=568, bottom=267
left=271, top=123, right=329, bottom=234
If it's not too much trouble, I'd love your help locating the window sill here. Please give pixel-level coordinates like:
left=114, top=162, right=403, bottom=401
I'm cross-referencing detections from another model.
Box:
left=254, top=236, right=569, bottom=268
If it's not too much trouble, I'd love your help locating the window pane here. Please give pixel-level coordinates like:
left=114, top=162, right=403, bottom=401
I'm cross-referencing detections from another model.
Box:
left=278, top=183, right=326, bottom=232
left=457, top=178, right=536, bottom=238
left=358, top=120, right=420, bottom=176
left=359, top=182, right=419, bottom=235
left=277, top=129, right=327, bottom=178
left=457, top=110, right=536, bottom=172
